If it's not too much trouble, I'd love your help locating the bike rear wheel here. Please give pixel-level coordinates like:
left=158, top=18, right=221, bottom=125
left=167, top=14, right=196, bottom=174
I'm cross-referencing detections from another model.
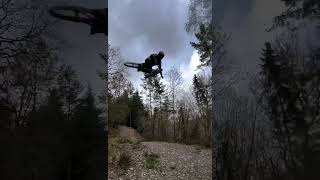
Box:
left=49, top=6, right=93, bottom=24
left=124, top=62, right=140, bottom=68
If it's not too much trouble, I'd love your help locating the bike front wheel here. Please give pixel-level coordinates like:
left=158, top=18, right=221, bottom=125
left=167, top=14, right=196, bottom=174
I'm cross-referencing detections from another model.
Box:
left=124, top=62, right=140, bottom=68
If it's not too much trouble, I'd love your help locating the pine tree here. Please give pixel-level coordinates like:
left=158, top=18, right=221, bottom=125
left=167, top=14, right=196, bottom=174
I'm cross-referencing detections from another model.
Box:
left=192, top=74, right=209, bottom=106
left=141, top=78, right=155, bottom=137
left=109, top=90, right=130, bottom=127
left=26, top=89, right=69, bottom=180
left=260, top=41, right=320, bottom=179
left=271, top=0, right=320, bottom=30
left=71, top=86, right=105, bottom=180
left=192, top=74, right=212, bottom=146
left=128, top=91, right=145, bottom=129
left=190, top=24, right=212, bottom=66
left=160, top=95, right=170, bottom=140
left=30, top=89, right=65, bottom=129
left=260, top=42, right=281, bottom=90
left=190, top=23, right=228, bottom=68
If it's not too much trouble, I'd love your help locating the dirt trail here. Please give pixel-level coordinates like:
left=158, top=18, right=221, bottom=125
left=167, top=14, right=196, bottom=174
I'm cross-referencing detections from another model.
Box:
left=118, top=126, right=143, bottom=143
left=108, top=126, right=212, bottom=180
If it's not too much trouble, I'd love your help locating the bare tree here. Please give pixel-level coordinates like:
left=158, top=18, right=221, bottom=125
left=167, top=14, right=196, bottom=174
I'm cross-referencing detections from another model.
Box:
left=166, top=66, right=183, bottom=140
left=0, top=1, right=59, bottom=127
left=175, top=89, right=196, bottom=143
left=56, top=64, right=83, bottom=121
left=99, top=44, right=129, bottom=98
left=258, top=30, right=320, bottom=179
left=98, top=44, right=134, bottom=128
left=185, top=0, right=212, bottom=33
left=0, top=0, right=53, bottom=59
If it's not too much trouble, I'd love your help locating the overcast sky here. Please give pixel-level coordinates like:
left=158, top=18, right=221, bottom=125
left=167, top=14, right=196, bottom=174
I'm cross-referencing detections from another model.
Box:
left=108, top=0, right=200, bottom=90
left=50, top=0, right=107, bottom=94
left=108, top=0, right=287, bottom=93
left=52, top=0, right=292, bottom=95
left=216, top=0, right=284, bottom=70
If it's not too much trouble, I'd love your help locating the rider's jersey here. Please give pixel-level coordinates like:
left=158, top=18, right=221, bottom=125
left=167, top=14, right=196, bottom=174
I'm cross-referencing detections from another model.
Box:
left=141, top=53, right=164, bottom=78
left=145, top=54, right=161, bottom=67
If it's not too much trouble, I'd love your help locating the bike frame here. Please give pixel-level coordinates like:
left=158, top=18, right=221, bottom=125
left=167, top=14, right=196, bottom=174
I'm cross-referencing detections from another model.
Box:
left=124, top=62, right=162, bottom=78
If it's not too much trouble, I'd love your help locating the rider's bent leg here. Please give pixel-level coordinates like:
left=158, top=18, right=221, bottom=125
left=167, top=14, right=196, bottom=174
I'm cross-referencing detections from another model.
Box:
left=139, top=63, right=153, bottom=73
left=144, top=69, right=153, bottom=73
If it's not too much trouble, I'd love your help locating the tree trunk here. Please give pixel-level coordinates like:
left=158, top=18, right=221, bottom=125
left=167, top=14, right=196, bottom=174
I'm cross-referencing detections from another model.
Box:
left=173, top=119, right=176, bottom=142
left=32, top=61, right=38, bottom=112
left=158, top=96, right=161, bottom=138
left=152, top=110, right=155, bottom=138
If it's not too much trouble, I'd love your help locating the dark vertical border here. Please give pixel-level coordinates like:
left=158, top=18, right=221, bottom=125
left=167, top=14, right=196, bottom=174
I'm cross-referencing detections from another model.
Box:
left=211, top=0, right=215, bottom=179
left=105, top=1, right=109, bottom=179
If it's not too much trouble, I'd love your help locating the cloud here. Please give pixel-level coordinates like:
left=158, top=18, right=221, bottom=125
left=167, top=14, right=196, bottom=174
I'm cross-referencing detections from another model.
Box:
left=50, top=0, right=107, bottom=93
left=219, top=0, right=285, bottom=73
left=109, top=0, right=198, bottom=91
left=108, top=0, right=192, bottom=62
left=180, top=50, right=201, bottom=88
left=211, top=0, right=286, bottom=95
left=108, top=0, right=290, bottom=95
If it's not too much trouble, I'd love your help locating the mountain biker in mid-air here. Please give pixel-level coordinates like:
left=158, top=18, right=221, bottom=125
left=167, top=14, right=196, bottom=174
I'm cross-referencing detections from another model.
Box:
left=137, top=51, right=165, bottom=78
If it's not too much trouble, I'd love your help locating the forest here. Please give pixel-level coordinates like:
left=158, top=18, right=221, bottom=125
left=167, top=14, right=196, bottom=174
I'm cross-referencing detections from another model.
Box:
left=0, top=1, right=105, bottom=179
left=105, top=42, right=214, bottom=147
left=196, top=0, right=320, bottom=179
left=108, top=0, right=319, bottom=179
left=0, top=0, right=319, bottom=179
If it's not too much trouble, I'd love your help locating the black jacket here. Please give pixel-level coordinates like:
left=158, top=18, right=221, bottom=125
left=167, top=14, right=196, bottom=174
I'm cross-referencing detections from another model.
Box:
left=145, top=54, right=162, bottom=69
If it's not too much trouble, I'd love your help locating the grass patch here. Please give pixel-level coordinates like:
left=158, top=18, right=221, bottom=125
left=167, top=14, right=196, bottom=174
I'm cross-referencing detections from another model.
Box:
left=108, top=128, right=122, bottom=162
left=144, top=152, right=160, bottom=169
left=195, top=145, right=203, bottom=153
left=117, top=137, right=133, bottom=144
left=108, top=139, right=122, bottom=162
left=132, top=141, right=141, bottom=150
left=118, top=150, right=131, bottom=169
left=192, top=144, right=210, bottom=153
